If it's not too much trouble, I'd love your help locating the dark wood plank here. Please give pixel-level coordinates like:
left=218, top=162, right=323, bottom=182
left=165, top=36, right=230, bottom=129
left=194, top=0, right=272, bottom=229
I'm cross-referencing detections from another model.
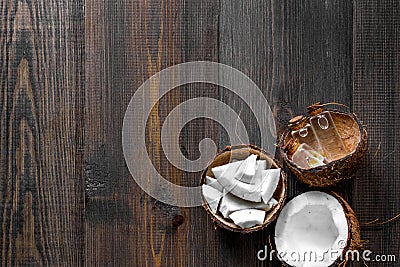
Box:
left=218, top=0, right=352, bottom=266
left=84, top=0, right=219, bottom=266
left=352, top=0, right=400, bottom=264
left=0, top=0, right=84, bottom=265
left=84, top=0, right=152, bottom=264
left=180, top=1, right=221, bottom=267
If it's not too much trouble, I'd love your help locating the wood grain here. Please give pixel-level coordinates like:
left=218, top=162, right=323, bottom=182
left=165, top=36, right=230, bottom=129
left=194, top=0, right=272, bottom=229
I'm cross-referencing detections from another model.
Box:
left=0, top=0, right=84, bottom=266
left=352, top=0, right=400, bottom=264
left=219, top=1, right=352, bottom=265
left=85, top=0, right=219, bottom=266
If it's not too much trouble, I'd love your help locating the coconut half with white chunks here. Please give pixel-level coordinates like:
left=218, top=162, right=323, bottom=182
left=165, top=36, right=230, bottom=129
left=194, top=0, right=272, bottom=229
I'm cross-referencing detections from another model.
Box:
left=200, top=145, right=287, bottom=233
left=274, top=191, right=361, bottom=266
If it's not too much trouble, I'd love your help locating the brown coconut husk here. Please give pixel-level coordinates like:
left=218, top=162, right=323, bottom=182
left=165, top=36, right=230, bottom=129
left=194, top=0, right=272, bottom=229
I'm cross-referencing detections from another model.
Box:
left=279, top=103, right=368, bottom=187
left=332, top=192, right=362, bottom=251
left=332, top=192, right=362, bottom=266
left=200, top=144, right=287, bottom=233
left=269, top=192, right=361, bottom=266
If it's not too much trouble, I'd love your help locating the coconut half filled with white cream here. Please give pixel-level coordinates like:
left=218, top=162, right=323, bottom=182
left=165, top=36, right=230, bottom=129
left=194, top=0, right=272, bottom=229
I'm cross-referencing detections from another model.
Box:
left=274, top=191, right=361, bottom=266
left=200, top=145, right=287, bottom=233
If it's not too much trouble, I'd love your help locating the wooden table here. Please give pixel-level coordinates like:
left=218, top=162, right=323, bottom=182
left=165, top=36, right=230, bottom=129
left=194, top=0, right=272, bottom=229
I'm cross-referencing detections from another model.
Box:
left=1, top=0, right=399, bottom=266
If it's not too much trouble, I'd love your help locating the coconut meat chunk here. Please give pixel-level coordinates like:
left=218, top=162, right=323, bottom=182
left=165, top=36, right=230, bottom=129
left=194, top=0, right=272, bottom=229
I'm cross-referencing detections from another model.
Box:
left=216, top=173, right=262, bottom=202
left=211, top=160, right=242, bottom=180
left=260, top=168, right=281, bottom=203
left=201, top=184, right=222, bottom=214
left=205, top=176, right=224, bottom=192
left=275, top=191, right=349, bottom=267
left=213, top=159, right=272, bottom=202
left=249, top=160, right=267, bottom=187
left=233, top=154, right=257, bottom=183
left=219, top=191, right=272, bottom=218
left=267, top=197, right=278, bottom=207
left=229, top=209, right=266, bottom=228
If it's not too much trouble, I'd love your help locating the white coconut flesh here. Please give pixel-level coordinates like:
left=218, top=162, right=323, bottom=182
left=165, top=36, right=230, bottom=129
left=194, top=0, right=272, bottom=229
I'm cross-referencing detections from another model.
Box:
left=229, top=209, right=266, bottom=229
left=205, top=176, right=224, bottom=191
left=233, top=154, right=257, bottom=183
left=260, top=169, right=280, bottom=203
left=219, top=190, right=276, bottom=219
left=275, top=191, right=349, bottom=267
left=201, top=184, right=222, bottom=213
left=202, top=155, right=281, bottom=228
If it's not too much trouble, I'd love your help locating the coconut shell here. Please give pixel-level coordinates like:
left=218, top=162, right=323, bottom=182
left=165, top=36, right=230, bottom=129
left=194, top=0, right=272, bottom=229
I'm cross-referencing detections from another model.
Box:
left=332, top=192, right=361, bottom=253
left=279, top=109, right=368, bottom=187
left=200, top=144, right=287, bottom=233
left=330, top=192, right=361, bottom=266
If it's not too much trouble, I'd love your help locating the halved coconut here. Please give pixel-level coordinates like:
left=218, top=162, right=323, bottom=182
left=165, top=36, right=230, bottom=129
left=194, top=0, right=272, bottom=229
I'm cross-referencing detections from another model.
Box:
left=274, top=191, right=361, bottom=266
left=200, top=144, right=287, bottom=233
left=279, top=103, right=368, bottom=187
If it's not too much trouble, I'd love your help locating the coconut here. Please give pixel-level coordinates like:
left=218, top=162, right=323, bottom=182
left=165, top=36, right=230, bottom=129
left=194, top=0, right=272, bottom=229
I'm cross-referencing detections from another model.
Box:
left=274, top=191, right=361, bottom=266
left=200, top=144, right=287, bottom=233
left=279, top=103, right=368, bottom=187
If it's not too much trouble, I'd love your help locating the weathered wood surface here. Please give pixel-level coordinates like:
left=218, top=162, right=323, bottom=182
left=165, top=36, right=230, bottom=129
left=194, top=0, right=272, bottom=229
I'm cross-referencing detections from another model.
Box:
left=0, top=0, right=84, bottom=265
left=0, top=0, right=398, bottom=266
left=352, top=0, right=400, bottom=264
